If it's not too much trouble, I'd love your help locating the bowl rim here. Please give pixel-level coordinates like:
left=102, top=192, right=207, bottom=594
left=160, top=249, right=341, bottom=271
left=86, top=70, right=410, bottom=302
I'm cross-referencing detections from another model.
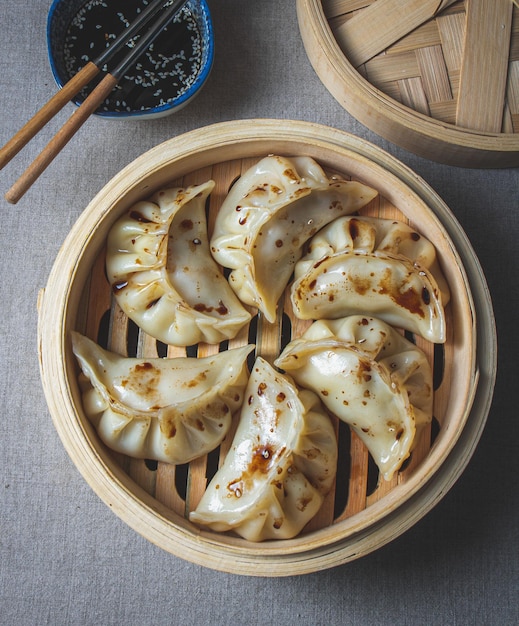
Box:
left=38, top=119, right=497, bottom=575
left=46, top=0, right=214, bottom=119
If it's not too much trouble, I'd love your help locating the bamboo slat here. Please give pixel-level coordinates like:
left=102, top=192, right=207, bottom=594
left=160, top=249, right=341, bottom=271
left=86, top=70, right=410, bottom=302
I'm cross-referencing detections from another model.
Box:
left=456, top=0, right=514, bottom=132
left=416, top=45, right=453, bottom=103
left=324, top=0, right=372, bottom=20
left=334, top=0, right=459, bottom=67
left=398, top=77, right=431, bottom=117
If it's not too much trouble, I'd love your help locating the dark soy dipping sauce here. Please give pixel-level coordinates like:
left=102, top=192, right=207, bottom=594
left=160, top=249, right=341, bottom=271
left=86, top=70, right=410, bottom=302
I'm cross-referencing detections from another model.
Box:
left=62, top=0, right=203, bottom=113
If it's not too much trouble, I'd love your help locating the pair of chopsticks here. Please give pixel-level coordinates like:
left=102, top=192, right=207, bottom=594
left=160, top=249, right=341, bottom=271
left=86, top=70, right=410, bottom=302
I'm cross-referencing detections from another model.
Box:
left=1, top=0, right=186, bottom=204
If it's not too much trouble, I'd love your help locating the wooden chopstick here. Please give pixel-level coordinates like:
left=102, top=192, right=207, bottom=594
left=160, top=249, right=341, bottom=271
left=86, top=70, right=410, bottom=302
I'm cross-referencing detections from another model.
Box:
left=3, top=0, right=186, bottom=204
left=0, top=0, right=168, bottom=172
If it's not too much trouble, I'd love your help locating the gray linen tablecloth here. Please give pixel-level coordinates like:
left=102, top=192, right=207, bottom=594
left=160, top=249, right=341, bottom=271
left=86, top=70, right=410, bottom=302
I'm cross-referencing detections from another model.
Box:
left=1, top=1, right=518, bottom=624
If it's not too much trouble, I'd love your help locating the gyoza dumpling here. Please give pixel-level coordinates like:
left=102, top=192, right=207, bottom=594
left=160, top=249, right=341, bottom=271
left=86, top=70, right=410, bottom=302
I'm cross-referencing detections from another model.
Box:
left=291, top=216, right=450, bottom=343
left=71, top=331, right=254, bottom=464
left=189, top=356, right=338, bottom=541
left=106, top=180, right=251, bottom=347
left=275, top=316, right=433, bottom=481
left=210, top=155, right=378, bottom=322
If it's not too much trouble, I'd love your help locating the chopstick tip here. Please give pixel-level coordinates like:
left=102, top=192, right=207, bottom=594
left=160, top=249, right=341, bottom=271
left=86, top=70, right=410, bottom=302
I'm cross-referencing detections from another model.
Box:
left=5, top=186, right=22, bottom=205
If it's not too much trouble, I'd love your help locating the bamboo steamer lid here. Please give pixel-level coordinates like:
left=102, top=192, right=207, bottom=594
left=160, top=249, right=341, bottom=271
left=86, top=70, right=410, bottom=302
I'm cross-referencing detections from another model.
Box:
left=38, top=120, right=496, bottom=576
left=297, top=0, right=519, bottom=167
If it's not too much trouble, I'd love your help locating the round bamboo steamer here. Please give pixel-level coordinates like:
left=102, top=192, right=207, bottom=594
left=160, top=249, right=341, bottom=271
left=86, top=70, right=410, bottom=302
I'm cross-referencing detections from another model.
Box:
left=297, top=0, right=519, bottom=168
left=38, top=119, right=495, bottom=576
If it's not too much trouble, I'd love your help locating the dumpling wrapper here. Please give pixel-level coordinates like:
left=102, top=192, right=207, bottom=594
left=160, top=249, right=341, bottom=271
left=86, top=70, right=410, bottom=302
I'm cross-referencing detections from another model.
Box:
left=189, top=356, right=338, bottom=541
left=210, top=155, right=378, bottom=322
left=106, top=180, right=251, bottom=347
left=291, top=216, right=450, bottom=343
left=275, top=316, right=433, bottom=481
left=71, top=331, right=254, bottom=465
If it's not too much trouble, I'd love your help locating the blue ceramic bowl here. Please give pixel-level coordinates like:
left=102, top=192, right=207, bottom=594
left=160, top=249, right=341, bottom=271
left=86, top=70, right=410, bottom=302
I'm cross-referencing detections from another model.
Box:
left=47, top=0, right=214, bottom=119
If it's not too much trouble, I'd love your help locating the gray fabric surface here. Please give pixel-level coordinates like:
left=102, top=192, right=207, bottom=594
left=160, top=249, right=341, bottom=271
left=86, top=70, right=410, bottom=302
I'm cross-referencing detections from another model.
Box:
left=0, top=1, right=518, bottom=624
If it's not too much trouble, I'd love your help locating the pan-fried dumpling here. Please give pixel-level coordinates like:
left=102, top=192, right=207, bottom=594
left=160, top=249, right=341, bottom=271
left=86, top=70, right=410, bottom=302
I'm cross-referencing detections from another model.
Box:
left=189, top=356, right=338, bottom=541
left=106, top=180, right=251, bottom=347
left=275, top=316, right=433, bottom=481
left=291, top=216, right=450, bottom=343
left=210, top=155, right=378, bottom=322
left=71, top=331, right=254, bottom=464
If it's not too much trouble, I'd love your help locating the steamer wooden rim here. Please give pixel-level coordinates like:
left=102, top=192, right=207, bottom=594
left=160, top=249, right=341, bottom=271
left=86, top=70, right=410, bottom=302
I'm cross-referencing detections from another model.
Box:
left=297, top=0, right=519, bottom=168
left=38, top=119, right=496, bottom=576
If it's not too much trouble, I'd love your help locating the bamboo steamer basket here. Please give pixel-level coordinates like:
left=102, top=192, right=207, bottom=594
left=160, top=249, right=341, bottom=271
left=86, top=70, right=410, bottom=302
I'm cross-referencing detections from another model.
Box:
left=38, top=119, right=495, bottom=576
left=297, top=0, right=519, bottom=167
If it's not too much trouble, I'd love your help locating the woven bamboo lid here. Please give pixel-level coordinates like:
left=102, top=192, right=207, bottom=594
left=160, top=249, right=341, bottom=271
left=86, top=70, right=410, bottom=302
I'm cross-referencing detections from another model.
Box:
left=298, top=0, right=519, bottom=167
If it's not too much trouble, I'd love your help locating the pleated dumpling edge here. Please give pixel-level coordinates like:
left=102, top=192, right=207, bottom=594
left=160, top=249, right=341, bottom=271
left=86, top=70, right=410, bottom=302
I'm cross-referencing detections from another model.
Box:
left=71, top=331, right=254, bottom=465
